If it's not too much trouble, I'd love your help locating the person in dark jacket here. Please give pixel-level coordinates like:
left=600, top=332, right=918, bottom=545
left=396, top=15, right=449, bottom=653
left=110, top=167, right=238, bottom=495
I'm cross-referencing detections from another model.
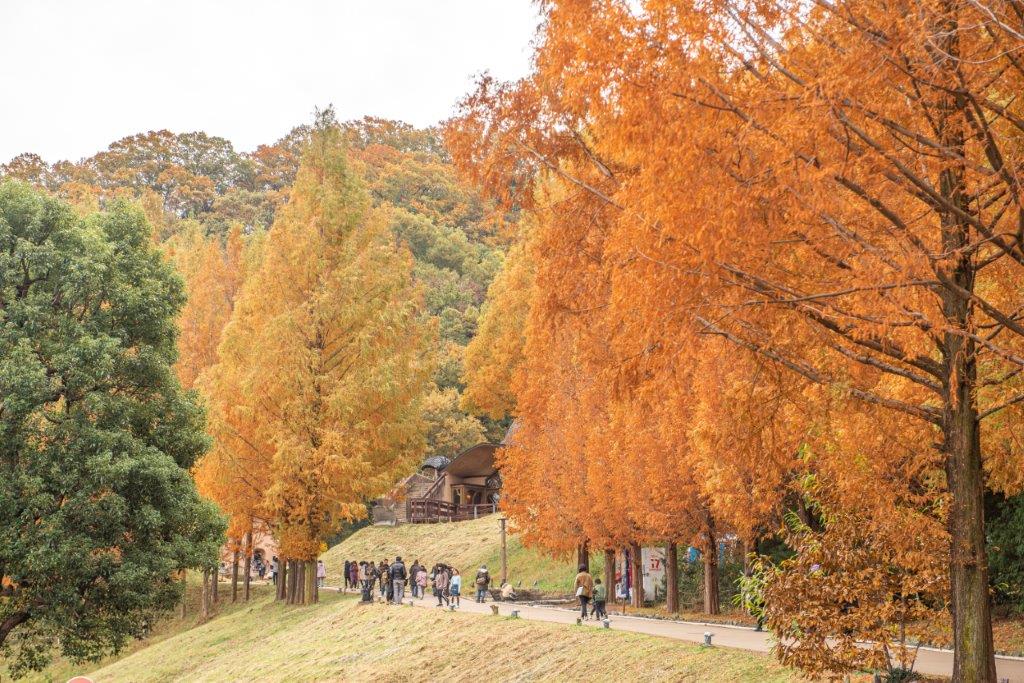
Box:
left=389, top=556, right=408, bottom=603
left=364, top=560, right=378, bottom=593
left=409, top=560, right=422, bottom=598
left=343, top=559, right=351, bottom=591
left=591, top=578, right=607, bottom=619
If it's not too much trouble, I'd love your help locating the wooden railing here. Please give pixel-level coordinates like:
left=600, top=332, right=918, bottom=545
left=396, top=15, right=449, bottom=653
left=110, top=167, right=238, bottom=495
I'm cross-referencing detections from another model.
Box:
left=406, top=498, right=497, bottom=523
left=422, top=473, right=447, bottom=501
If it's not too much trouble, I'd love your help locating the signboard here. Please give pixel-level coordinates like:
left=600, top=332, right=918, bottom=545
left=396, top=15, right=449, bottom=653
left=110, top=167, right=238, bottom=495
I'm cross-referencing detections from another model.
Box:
left=613, top=546, right=668, bottom=601
left=641, top=546, right=666, bottom=600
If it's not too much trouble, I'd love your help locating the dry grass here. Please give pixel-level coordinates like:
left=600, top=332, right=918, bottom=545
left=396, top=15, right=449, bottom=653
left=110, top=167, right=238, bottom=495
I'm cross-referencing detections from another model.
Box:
left=87, top=592, right=801, bottom=683
left=8, top=578, right=277, bottom=683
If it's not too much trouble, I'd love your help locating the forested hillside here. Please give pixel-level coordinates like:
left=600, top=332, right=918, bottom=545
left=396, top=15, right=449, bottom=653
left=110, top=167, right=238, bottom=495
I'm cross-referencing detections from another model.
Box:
left=0, top=112, right=511, bottom=459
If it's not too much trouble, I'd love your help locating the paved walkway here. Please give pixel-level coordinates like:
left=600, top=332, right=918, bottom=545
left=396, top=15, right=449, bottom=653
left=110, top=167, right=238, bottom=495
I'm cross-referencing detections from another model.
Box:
left=395, top=592, right=1024, bottom=681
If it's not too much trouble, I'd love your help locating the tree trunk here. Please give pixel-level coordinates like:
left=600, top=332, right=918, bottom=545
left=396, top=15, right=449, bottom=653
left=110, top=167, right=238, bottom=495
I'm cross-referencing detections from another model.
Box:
left=603, top=548, right=615, bottom=606
left=298, top=561, right=307, bottom=605
left=629, top=542, right=643, bottom=608
left=0, top=611, right=30, bottom=648
left=931, top=19, right=996, bottom=675
left=211, top=564, right=219, bottom=604
left=231, top=543, right=240, bottom=603
left=928, top=7, right=995, bottom=677
left=179, top=572, right=187, bottom=618
left=577, top=540, right=590, bottom=572
left=703, top=528, right=720, bottom=615
left=665, top=542, right=679, bottom=614
left=286, top=559, right=295, bottom=604
left=306, top=560, right=317, bottom=604
left=201, top=570, right=210, bottom=620
left=942, top=282, right=996, bottom=681
left=243, top=531, right=252, bottom=602
left=277, top=557, right=287, bottom=601
left=743, top=537, right=755, bottom=576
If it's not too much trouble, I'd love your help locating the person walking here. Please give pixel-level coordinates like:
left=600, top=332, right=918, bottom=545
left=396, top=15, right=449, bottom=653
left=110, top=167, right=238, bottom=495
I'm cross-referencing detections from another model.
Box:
left=416, top=564, right=427, bottom=600
left=449, top=569, right=462, bottom=608
left=343, top=559, right=351, bottom=592
left=378, top=559, right=389, bottom=598
left=316, top=560, right=326, bottom=588
left=474, top=565, right=490, bottom=603
left=270, top=556, right=279, bottom=585
left=390, top=556, right=408, bottom=603
left=433, top=564, right=450, bottom=607
left=574, top=564, right=594, bottom=620
left=409, top=560, right=422, bottom=598
left=591, top=578, right=607, bottom=620
left=364, top=560, right=378, bottom=595
left=348, top=559, right=359, bottom=592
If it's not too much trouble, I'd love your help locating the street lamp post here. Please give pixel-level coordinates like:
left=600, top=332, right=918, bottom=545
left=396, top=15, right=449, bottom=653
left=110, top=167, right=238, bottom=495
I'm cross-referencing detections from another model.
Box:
left=499, top=516, right=508, bottom=586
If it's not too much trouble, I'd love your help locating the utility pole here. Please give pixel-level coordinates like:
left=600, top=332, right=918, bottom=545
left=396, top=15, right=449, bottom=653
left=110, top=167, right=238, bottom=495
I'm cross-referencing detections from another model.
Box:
left=499, top=516, right=508, bottom=586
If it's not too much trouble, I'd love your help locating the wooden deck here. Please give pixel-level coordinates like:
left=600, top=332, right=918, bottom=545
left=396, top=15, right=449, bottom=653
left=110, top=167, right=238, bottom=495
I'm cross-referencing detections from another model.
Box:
left=406, top=498, right=497, bottom=523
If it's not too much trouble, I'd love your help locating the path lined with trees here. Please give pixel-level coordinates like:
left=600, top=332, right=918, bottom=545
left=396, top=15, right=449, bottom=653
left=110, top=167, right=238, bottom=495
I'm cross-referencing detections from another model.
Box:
left=445, top=1, right=1024, bottom=680
left=401, top=592, right=1024, bottom=681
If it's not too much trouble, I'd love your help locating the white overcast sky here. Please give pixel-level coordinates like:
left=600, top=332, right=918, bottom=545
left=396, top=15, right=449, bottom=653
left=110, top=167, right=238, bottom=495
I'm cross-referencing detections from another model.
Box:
left=0, top=0, right=540, bottom=163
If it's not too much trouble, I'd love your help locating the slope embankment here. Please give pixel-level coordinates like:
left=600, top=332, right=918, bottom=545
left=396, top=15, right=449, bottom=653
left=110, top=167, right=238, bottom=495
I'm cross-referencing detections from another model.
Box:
left=86, top=591, right=800, bottom=682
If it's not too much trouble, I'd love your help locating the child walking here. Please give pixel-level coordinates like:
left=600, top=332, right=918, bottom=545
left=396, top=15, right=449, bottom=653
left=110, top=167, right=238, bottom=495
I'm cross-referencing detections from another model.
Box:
left=449, top=569, right=462, bottom=608
left=591, top=578, right=607, bottom=619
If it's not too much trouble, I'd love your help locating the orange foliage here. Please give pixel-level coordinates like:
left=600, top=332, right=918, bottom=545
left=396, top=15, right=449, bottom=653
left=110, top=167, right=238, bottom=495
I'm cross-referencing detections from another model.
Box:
left=448, top=0, right=1024, bottom=676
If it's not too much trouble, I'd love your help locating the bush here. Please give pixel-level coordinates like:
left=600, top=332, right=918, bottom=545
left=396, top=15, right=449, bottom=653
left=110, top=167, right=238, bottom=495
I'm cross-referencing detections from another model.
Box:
left=987, top=492, right=1024, bottom=612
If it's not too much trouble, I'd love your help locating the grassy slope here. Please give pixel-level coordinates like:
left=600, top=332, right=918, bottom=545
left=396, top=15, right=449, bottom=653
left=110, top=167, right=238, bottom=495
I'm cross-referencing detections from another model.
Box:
left=88, top=592, right=799, bottom=683
left=322, top=517, right=600, bottom=594
left=8, top=579, right=278, bottom=683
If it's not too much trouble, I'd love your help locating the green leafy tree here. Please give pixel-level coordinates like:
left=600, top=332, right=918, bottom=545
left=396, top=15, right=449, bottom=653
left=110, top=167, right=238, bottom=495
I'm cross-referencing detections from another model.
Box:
left=0, top=182, right=224, bottom=677
left=987, top=493, right=1024, bottom=612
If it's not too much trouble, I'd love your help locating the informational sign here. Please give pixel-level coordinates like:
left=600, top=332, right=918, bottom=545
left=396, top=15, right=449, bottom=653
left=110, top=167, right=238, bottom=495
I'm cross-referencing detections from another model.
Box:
left=641, top=546, right=666, bottom=600
left=613, top=546, right=668, bottom=602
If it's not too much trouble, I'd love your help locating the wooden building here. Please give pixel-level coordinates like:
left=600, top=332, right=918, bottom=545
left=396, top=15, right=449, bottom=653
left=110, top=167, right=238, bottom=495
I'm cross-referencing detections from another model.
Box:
left=372, top=423, right=514, bottom=524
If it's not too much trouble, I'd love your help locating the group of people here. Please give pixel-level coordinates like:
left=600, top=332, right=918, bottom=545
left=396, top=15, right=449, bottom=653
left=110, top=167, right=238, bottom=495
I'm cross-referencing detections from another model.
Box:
left=316, top=556, right=605, bottom=622
left=338, top=557, right=471, bottom=607
left=573, top=564, right=608, bottom=621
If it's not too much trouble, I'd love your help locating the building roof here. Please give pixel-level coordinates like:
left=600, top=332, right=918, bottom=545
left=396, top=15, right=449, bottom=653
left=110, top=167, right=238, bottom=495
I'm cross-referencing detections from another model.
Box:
left=500, top=418, right=521, bottom=446
left=421, top=455, right=451, bottom=471
left=446, top=442, right=499, bottom=477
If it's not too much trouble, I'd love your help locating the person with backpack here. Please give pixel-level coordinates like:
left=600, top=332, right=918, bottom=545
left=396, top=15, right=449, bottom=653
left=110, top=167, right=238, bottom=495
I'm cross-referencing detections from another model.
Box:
left=389, top=556, right=408, bottom=603
left=474, top=564, right=490, bottom=603
left=574, top=564, right=594, bottom=620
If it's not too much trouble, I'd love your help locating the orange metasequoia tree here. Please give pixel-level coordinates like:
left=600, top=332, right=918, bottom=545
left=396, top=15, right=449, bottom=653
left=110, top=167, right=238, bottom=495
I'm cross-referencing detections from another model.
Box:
left=207, top=119, right=433, bottom=604
left=449, top=0, right=1024, bottom=676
